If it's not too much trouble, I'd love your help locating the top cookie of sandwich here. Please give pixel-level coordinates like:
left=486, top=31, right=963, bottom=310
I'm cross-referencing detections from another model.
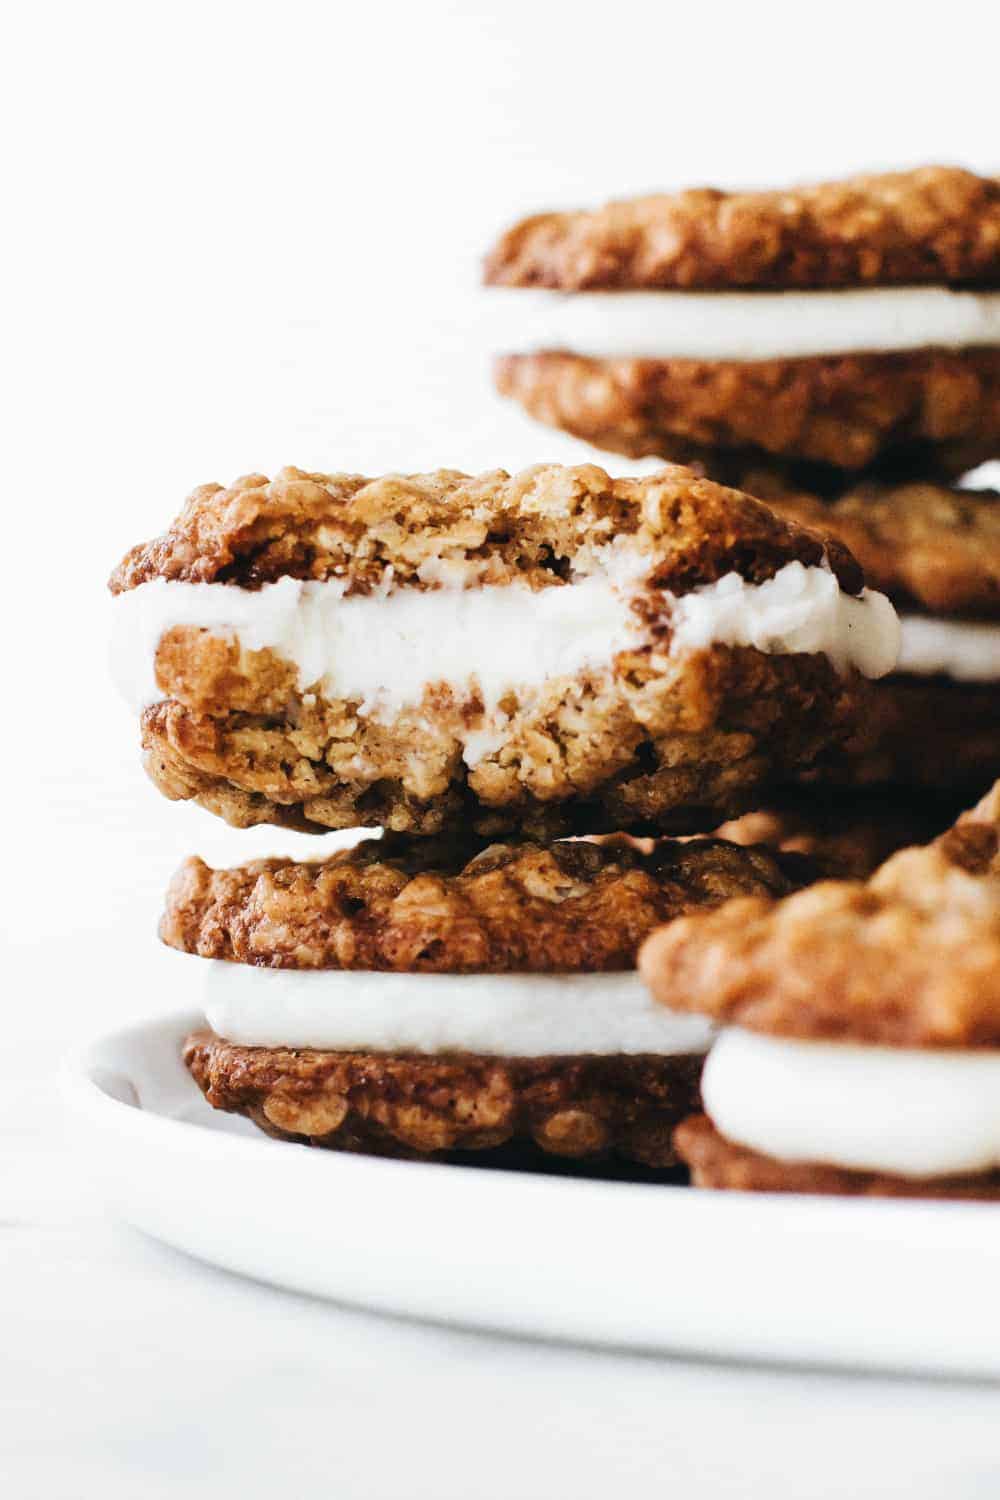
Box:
left=485, top=166, right=1000, bottom=292
left=162, top=832, right=806, bottom=973
left=109, top=462, right=861, bottom=596
left=640, top=782, right=1000, bottom=1048
left=748, top=477, right=1000, bottom=617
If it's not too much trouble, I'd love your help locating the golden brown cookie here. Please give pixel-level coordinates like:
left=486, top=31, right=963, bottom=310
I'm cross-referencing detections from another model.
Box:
left=485, top=167, right=1000, bottom=292
left=162, top=832, right=806, bottom=972
left=112, top=463, right=894, bottom=839
left=754, top=477, right=1000, bottom=617
left=494, top=348, right=1000, bottom=484
left=184, top=1030, right=703, bottom=1166
left=640, top=782, right=1000, bottom=1047
left=674, top=1114, right=1000, bottom=1200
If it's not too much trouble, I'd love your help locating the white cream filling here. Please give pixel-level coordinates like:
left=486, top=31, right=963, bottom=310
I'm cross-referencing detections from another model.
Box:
left=703, top=1029, right=1000, bottom=1180
left=897, top=615, right=1000, bottom=683
left=112, top=558, right=899, bottom=763
left=204, top=962, right=716, bottom=1058
left=667, top=564, right=898, bottom=678
left=492, top=286, right=1000, bottom=362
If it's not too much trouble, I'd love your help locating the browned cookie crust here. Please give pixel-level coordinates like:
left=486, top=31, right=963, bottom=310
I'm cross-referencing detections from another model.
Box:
left=811, top=674, right=1000, bottom=795
left=485, top=167, right=1000, bottom=292
left=674, top=1115, right=1000, bottom=1200
left=713, top=790, right=961, bottom=881
left=115, top=464, right=874, bottom=839
left=640, top=783, right=1000, bottom=1048
left=163, top=833, right=805, bottom=971
left=184, top=1030, right=703, bottom=1166
left=111, top=463, right=860, bottom=595
left=754, top=478, right=1000, bottom=617
left=141, top=645, right=867, bottom=840
left=494, top=349, right=1000, bottom=482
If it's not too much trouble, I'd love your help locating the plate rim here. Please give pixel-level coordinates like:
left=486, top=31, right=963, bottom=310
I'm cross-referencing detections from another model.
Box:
left=61, top=1007, right=1000, bottom=1380
left=63, top=1006, right=1000, bottom=1230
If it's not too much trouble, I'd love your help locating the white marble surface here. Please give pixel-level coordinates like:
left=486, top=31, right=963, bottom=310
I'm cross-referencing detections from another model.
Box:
left=6, top=2, right=1000, bottom=1491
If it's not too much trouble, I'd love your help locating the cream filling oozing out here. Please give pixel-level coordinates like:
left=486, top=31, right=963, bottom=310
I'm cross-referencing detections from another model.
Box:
left=204, top=962, right=716, bottom=1058
left=896, top=615, right=1000, bottom=683
left=111, top=556, right=899, bottom=766
left=702, top=1029, right=1000, bottom=1179
left=492, top=286, right=1000, bottom=362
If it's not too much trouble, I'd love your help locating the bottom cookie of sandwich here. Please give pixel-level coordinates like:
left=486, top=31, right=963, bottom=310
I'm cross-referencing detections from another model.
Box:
left=184, top=1030, right=704, bottom=1167
left=674, top=1114, right=1000, bottom=1201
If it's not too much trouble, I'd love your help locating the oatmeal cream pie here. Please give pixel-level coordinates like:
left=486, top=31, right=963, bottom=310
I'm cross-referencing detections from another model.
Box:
left=170, top=832, right=810, bottom=1165
left=109, top=463, right=898, bottom=839
left=486, top=166, right=1000, bottom=486
left=754, top=476, right=1000, bottom=793
left=640, top=782, right=1000, bottom=1199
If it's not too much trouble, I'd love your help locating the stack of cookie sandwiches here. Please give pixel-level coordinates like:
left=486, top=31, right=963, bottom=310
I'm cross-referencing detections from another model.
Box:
left=641, top=782, right=1000, bottom=1201
left=486, top=165, right=1000, bottom=491
left=488, top=164, right=1000, bottom=809
left=110, top=461, right=907, bottom=1171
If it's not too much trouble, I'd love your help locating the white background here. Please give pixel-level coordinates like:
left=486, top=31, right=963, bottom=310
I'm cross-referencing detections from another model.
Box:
left=4, top=1, right=1000, bottom=1494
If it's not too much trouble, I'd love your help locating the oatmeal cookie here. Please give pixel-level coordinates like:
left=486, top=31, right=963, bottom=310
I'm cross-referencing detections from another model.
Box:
left=162, top=832, right=805, bottom=972
left=485, top=167, right=1000, bottom=292
left=494, top=348, right=1000, bottom=482
left=184, top=1031, right=703, bottom=1166
left=640, top=782, right=1000, bottom=1047
left=110, top=462, right=861, bottom=594
left=112, top=463, right=894, bottom=838
left=674, top=1114, right=1000, bottom=1200
left=755, top=477, right=1000, bottom=616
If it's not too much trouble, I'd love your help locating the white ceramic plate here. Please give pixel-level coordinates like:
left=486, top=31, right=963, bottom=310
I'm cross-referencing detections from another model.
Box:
left=65, top=1010, right=1000, bottom=1377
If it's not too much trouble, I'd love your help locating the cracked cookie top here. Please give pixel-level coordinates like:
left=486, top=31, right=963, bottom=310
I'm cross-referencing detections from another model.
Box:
left=640, top=782, right=1000, bottom=1047
left=109, top=462, right=863, bottom=597
left=485, top=166, right=1000, bottom=292
left=162, top=832, right=808, bottom=973
left=750, top=476, right=1000, bottom=617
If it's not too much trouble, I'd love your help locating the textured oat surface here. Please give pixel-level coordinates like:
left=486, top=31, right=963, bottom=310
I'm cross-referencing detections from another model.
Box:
left=142, top=642, right=868, bottom=839
left=114, top=462, right=876, bottom=838
left=494, top=349, right=1000, bottom=481
left=674, top=1115, right=1000, bottom=1199
left=755, top=477, right=1000, bottom=615
left=485, top=166, right=1000, bottom=291
left=162, top=833, right=806, bottom=971
left=640, top=782, right=1000, bottom=1047
left=110, top=462, right=858, bottom=594
left=184, top=1030, right=704, bottom=1165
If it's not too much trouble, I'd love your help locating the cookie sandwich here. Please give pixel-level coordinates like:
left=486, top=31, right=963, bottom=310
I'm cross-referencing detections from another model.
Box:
left=640, top=784, right=1000, bottom=1199
left=169, top=832, right=816, bottom=1167
left=487, top=167, right=1000, bottom=487
left=759, top=477, right=1000, bottom=794
left=109, top=462, right=898, bottom=840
